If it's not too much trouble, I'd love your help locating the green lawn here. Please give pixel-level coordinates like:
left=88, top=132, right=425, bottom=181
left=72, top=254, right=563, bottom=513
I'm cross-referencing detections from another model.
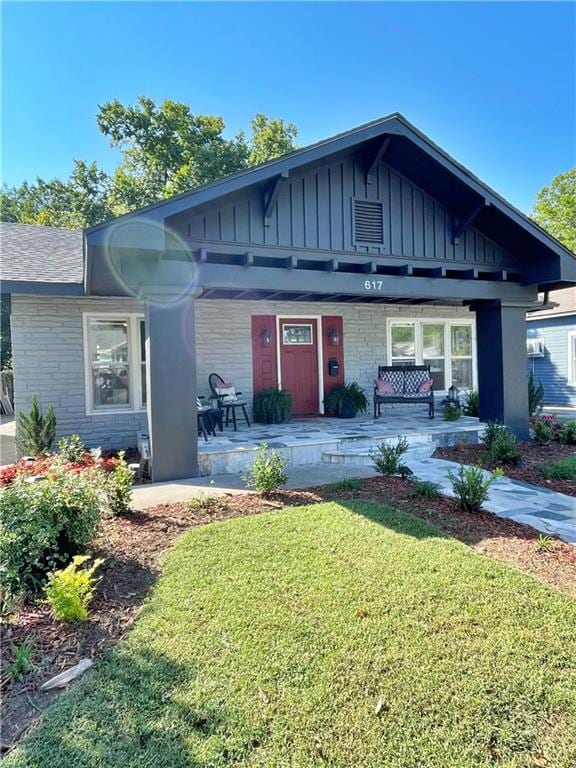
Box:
left=7, top=502, right=576, bottom=768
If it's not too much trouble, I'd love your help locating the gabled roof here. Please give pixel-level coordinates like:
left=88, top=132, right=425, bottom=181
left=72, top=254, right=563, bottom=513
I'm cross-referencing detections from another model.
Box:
left=86, top=112, right=575, bottom=266
left=0, top=222, right=84, bottom=293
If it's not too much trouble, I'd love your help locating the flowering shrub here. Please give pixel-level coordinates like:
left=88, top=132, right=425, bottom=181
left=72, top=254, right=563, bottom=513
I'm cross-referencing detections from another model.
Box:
left=0, top=468, right=102, bottom=601
left=0, top=445, right=133, bottom=603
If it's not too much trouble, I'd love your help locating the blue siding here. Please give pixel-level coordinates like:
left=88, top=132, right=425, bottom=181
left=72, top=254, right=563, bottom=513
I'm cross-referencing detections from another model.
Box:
left=527, top=315, right=576, bottom=406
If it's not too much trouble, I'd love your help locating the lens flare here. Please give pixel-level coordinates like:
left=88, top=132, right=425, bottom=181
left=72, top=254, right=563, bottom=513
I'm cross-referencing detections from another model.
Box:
left=101, top=217, right=200, bottom=307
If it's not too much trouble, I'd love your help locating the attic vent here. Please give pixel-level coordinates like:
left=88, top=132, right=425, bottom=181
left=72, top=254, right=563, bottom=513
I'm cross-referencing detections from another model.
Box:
left=353, top=199, right=384, bottom=245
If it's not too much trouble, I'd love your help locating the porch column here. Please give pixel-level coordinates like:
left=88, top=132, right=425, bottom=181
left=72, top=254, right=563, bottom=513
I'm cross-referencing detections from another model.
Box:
left=145, top=297, right=198, bottom=481
left=473, top=300, right=529, bottom=438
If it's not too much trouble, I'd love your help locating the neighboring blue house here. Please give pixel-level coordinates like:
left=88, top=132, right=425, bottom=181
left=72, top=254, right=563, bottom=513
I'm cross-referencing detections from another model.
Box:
left=527, top=288, right=576, bottom=407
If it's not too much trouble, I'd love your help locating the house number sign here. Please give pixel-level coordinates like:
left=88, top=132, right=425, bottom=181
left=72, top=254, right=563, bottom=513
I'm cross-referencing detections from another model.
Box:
left=364, top=279, right=384, bottom=291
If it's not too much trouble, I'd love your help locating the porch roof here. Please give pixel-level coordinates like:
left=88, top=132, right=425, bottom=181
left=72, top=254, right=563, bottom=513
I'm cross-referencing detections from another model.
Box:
left=84, top=112, right=575, bottom=298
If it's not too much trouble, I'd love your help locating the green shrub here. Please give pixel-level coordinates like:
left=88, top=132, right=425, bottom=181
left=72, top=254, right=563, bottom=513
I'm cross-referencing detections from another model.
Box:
left=44, top=555, right=103, bottom=622
left=187, top=492, right=225, bottom=514
left=559, top=420, right=576, bottom=445
left=243, top=443, right=288, bottom=496
left=370, top=437, right=409, bottom=477
left=328, top=476, right=363, bottom=493
left=536, top=535, right=559, bottom=553
left=253, top=388, right=293, bottom=424
left=8, top=639, right=34, bottom=680
left=489, top=431, right=521, bottom=466
left=408, top=480, right=441, bottom=500
left=481, top=421, right=508, bottom=451
left=443, top=402, right=461, bottom=421
left=448, top=465, right=502, bottom=513
left=532, top=417, right=554, bottom=445
left=0, top=470, right=102, bottom=601
left=463, top=390, right=479, bottom=417
left=528, top=372, right=544, bottom=417
left=539, top=456, right=576, bottom=481
left=105, top=453, right=133, bottom=515
left=57, top=434, right=86, bottom=463
left=16, top=394, right=56, bottom=456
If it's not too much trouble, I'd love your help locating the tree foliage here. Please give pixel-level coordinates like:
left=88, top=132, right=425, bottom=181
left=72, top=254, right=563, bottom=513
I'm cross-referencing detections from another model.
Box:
left=0, top=161, right=111, bottom=229
left=1, top=97, right=299, bottom=228
left=532, top=167, right=576, bottom=253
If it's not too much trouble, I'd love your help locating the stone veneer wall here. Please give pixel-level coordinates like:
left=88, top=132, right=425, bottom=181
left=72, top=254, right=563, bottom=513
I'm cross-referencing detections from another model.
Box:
left=11, top=295, right=473, bottom=450
left=11, top=296, right=147, bottom=450
left=194, top=299, right=473, bottom=405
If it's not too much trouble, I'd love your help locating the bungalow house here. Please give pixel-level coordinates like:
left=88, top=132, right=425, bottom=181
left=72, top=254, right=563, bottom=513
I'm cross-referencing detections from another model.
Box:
left=2, top=114, right=575, bottom=481
left=527, top=288, right=576, bottom=407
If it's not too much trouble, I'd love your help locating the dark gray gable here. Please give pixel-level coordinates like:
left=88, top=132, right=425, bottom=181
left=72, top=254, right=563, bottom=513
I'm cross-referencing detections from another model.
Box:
left=168, top=153, right=518, bottom=270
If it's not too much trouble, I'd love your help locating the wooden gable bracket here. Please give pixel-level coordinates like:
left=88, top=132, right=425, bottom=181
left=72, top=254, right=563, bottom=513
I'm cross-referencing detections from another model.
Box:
left=451, top=200, right=488, bottom=245
left=366, top=136, right=392, bottom=184
left=263, top=171, right=289, bottom=226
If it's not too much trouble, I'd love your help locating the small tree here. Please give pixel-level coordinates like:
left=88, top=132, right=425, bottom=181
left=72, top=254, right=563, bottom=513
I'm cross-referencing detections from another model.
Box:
left=16, top=394, right=56, bottom=456
left=243, top=443, right=288, bottom=496
left=528, top=373, right=544, bottom=417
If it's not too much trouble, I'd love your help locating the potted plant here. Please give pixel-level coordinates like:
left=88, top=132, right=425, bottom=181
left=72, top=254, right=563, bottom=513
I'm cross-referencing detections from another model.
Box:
left=324, top=382, right=368, bottom=419
left=253, top=388, right=293, bottom=424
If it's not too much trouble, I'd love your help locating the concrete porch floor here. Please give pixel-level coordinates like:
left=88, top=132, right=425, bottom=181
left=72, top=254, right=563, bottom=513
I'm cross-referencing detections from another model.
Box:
left=197, top=412, right=484, bottom=476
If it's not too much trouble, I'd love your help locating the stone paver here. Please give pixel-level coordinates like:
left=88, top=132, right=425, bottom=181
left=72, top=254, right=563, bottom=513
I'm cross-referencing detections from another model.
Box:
left=404, top=453, right=576, bottom=545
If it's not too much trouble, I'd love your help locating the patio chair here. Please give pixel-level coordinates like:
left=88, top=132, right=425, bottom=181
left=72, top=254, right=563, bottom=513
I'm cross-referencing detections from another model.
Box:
left=197, top=399, right=216, bottom=442
left=208, top=373, right=251, bottom=431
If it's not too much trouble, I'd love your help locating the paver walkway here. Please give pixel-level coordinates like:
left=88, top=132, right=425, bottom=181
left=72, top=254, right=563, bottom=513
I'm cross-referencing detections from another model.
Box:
left=405, top=453, right=576, bottom=544
left=132, top=448, right=576, bottom=545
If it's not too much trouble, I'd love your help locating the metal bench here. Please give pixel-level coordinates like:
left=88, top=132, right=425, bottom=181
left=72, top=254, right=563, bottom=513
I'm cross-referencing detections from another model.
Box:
left=374, top=365, right=435, bottom=419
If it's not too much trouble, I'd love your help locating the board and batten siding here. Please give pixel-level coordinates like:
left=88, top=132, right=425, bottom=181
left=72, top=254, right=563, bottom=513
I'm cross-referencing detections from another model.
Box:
left=11, top=295, right=473, bottom=451
left=169, top=156, right=518, bottom=269
left=527, top=315, right=576, bottom=407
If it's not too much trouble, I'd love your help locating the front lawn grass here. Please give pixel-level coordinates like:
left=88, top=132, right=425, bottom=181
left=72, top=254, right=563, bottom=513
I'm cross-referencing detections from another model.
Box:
left=6, top=501, right=576, bottom=768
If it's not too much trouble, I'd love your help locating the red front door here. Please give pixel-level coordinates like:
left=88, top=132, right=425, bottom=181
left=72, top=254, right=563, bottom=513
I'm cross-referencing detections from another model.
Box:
left=279, top=319, right=319, bottom=416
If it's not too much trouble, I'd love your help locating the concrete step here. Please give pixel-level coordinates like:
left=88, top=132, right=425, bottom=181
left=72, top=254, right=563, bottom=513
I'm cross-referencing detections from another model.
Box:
left=322, top=426, right=483, bottom=465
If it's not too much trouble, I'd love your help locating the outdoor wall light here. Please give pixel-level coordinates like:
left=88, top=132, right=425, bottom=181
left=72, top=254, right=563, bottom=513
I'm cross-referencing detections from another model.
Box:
left=328, top=326, right=340, bottom=346
left=261, top=327, right=272, bottom=347
left=448, top=385, right=460, bottom=405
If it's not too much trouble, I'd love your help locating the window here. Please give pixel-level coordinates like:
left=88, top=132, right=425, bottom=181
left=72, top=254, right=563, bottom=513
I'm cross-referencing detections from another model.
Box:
left=282, top=324, right=313, bottom=345
left=422, top=323, right=445, bottom=390
left=139, top=319, right=147, bottom=406
left=84, top=314, right=146, bottom=414
left=390, top=324, right=416, bottom=365
left=388, top=319, right=476, bottom=392
left=450, top=325, right=473, bottom=389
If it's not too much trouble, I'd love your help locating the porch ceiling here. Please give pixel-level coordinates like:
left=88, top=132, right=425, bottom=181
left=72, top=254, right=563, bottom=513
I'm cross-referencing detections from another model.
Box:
left=199, top=287, right=464, bottom=305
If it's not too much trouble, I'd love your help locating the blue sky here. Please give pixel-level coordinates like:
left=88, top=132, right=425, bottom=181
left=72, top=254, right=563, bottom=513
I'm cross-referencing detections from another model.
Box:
left=2, top=1, right=575, bottom=213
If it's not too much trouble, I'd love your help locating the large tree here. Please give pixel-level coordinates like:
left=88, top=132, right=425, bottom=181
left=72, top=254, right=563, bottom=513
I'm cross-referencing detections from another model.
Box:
left=1, top=98, right=299, bottom=227
left=532, top=167, right=576, bottom=253
left=0, top=161, right=111, bottom=229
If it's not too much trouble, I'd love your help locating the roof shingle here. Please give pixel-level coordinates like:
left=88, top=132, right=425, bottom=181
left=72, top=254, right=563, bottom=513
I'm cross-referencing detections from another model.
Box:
left=0, top=222, right=83, bottom=284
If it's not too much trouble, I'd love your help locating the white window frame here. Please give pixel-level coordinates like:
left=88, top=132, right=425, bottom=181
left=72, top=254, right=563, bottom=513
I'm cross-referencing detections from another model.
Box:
left=568, top=332, right=576, bottom=385
left=82, top=313, right=146, bottom=416
left=386, top=318, right=477, bottom=394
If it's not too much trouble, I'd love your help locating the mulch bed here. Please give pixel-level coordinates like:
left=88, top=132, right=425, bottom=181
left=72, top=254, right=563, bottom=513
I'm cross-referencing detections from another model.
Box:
left=434, top=441, right=576, bottom=496
left=2, top=476, right=576, bottom=752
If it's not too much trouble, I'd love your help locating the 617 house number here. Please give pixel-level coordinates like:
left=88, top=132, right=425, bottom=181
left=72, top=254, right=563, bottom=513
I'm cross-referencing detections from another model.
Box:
left=364, top=279, right=384, bottom=291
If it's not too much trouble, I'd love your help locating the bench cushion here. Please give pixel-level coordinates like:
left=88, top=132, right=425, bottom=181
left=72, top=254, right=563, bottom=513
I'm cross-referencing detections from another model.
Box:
left=403, top=368, right=431, bottom=395
left=374, top=378, right=395, bottom=396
